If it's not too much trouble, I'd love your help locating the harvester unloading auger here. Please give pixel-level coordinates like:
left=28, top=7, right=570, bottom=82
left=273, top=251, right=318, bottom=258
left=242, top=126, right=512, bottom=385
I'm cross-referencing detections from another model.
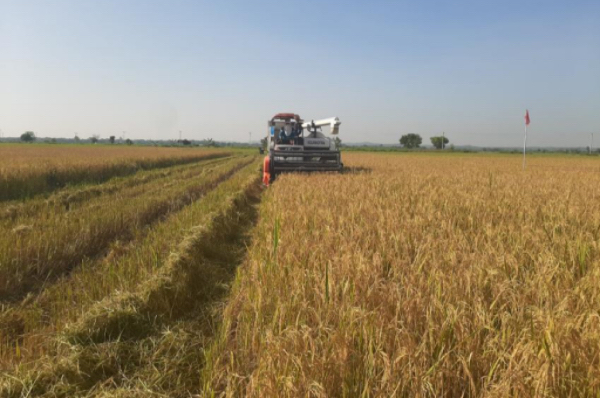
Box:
left=262, top=113, right=342, bottom=185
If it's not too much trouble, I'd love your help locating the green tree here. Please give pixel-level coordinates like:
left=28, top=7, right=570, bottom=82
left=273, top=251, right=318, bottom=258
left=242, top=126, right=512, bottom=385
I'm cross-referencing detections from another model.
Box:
left=109, top=136, right=115, bottom=144
left=399, top=134, right=422, bottom=149
left=125, top=138, right=133, bottom=145
left=20, top=131, right=36, bottom=143
left=204, top=138, right=216, bottom=147
left=430, top=135, right=449, bottom=149
left=90, top=135, right=100, bottom=144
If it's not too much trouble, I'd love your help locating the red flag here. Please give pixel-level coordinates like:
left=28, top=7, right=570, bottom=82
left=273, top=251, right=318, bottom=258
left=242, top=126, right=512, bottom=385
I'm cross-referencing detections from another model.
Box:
left=525, top=109, right=530, bottom=125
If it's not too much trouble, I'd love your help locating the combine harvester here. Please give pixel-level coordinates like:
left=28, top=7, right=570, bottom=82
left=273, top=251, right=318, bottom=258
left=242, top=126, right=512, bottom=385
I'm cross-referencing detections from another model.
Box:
left=262, top=113, right=342, bottom=185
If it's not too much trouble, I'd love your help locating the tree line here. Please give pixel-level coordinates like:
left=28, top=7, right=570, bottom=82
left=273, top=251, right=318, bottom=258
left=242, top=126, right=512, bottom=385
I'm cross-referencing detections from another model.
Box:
left=18, top=131, right=135, bottom=145
left=17, top=130, right=446, bottom=149
left=399, top=134, right=449, bottom=149
left=12, top=131, right=223, bottom=147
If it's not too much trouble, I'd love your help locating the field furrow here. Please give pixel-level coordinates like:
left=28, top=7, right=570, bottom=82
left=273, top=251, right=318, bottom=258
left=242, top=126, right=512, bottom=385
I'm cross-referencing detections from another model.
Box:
left=0, top=155, right=234, bottom=222
left=0, top=146, right=232, bottom=201
left=0, top=155, right=253, bottom=302
left=0, top=161, right=261, bottom=397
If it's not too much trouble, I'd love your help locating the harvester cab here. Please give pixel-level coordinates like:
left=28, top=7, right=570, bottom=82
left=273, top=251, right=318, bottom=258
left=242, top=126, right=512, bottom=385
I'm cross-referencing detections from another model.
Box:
left=262, top=113, right=342, bottom=185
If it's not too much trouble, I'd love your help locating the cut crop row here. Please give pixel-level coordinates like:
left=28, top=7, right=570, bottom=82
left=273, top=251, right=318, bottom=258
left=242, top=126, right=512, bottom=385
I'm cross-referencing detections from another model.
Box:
left=0, top=161, right=261, bottom=396
left=0, top=147, right=231, bottom=201
left=0, top=155, right=234, bottom=223
left=0, top=155, right=253, bottom=302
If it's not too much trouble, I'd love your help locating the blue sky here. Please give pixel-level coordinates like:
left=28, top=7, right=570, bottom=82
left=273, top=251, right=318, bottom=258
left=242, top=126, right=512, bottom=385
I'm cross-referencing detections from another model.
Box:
left=1, top=0, right=599, bottom=146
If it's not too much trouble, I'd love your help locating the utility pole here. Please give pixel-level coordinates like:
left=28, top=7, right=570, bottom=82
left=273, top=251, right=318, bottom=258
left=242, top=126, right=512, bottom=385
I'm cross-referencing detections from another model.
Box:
left=442, top=132, right=445, bottom=150
left=590, top=133, right=594, bottom=155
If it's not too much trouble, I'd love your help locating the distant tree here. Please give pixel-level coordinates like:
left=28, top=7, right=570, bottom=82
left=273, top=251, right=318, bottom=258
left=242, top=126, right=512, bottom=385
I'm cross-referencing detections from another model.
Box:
left=430, top=135, right=449, bottom=149
left=204, top=138, right=216, bottom=147
left=20, top=131, right=36, bottom=143
left=181, top=139, right=191, bottom=146
left=334, top=136, right=342, bottom=149
left=125, top=138, right=133, bottom=145
left=74, top=133, right=80, bottom=143
left=399, top=134, right=422, bottom=149
left=109, top=136, right=116, bottom=144
left=260, top=137, right=268, bottom=150
left=90, top=135, right=100, bottom=144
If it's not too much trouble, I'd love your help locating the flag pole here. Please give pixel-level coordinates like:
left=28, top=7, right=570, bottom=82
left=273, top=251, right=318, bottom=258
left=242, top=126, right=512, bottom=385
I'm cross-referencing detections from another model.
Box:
left=523, top=109, right=529, bottom=170
left=523, top=124, right=527, bottom=170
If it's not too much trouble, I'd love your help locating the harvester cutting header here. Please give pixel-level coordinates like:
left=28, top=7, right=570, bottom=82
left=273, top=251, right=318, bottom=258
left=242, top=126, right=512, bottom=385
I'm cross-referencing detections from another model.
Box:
left=262, top=113, right=343, bottom=185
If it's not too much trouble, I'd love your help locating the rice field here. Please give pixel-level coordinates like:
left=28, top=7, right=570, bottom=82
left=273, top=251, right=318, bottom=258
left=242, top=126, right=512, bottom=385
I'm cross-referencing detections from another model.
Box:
left=0, top=145, right=259, bottom=368
left=0, top=144, right=230, bottom=201
left=2, top=148, right=600, bottom=397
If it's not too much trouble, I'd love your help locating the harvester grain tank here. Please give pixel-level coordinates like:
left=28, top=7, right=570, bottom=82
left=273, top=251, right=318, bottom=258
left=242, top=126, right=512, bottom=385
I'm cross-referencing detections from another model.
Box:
left=263, top=113, right=342, bottom=185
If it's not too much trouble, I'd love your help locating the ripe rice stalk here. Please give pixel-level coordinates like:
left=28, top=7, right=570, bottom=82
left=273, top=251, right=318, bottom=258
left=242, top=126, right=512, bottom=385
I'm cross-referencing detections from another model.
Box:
left=202, top=152, right=600, bottom=397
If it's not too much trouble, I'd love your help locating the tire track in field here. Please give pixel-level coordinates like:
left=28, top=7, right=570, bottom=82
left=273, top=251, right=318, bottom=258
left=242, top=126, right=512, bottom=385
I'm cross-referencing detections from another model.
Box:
left=0, top=157, right=255, bottom=304
left=0, top=172, right=263, bottom=397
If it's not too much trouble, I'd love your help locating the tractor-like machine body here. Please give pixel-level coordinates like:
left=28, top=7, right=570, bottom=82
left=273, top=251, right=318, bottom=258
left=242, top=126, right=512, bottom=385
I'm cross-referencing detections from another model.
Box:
left=263, top=113, right=342, bottom=184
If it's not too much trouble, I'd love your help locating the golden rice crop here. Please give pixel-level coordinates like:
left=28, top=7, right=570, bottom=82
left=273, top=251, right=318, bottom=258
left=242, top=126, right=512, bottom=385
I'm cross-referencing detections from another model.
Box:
left=202, top=152, right=600, bottom=397
left=0, top=144, right=231, bottom=201
left=1, top=155, right=234, bottom=222
left=1, top=160, right=261, bottom=397
left=0, top=146, right=256, bottom=369
left=3, top=150, right=600, bottom=398
left=0, top=155, right=251, bottom=302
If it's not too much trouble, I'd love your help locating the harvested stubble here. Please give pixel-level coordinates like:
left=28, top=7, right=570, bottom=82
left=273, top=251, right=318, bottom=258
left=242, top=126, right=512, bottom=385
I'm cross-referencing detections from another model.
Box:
left=0, top=157, right=258, bottom=368
left=0, top=155, right=251, bottom=302
left=0, top=144, right=230, bottom=201
left=0, top=161, right=261, bottom=397
left=202, top=153, right=600, bottom=397
left=0, top=155, right=234, bottom=222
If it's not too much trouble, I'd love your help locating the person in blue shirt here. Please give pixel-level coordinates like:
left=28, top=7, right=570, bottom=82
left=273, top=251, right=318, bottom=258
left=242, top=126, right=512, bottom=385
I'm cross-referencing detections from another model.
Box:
left=279, top=127, right=288, bottom=143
